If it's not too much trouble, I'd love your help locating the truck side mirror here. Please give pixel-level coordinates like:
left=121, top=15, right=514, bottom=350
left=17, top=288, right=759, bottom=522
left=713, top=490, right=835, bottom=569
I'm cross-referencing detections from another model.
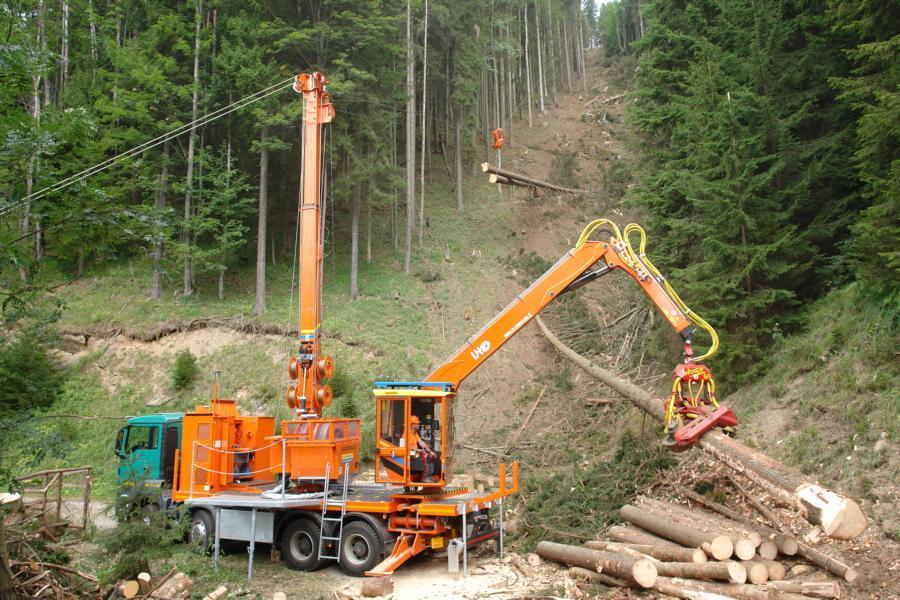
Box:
left=115, top=427, right=126, bottom=457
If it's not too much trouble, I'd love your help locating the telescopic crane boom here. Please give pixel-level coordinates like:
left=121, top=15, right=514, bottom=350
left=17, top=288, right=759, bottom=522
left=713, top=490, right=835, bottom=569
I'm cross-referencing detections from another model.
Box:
left=374, top=219, right=737, bottom=489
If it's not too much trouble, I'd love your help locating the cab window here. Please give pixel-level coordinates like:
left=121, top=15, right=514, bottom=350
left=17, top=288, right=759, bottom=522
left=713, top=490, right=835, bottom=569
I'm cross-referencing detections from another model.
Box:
left=126, top=425, right=159, bottom=453
left=379, top=398, right=406, bottom=446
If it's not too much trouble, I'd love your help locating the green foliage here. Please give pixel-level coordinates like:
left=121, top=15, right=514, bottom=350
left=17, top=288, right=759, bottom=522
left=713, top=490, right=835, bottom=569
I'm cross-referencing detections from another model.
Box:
left=629, top=0, right=872, bottom=383
left=517, top=432, right=675, bottom=549
left=94, top=510, right=186, bottom=584
left=0, top=334, right=63, bottom=417
left=171, top=350, right=198, bottom=391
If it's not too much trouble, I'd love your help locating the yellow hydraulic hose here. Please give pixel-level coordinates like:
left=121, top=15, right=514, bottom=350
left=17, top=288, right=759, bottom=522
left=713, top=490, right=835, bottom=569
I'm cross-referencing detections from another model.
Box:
left=575, top=219, right=720, bottom=362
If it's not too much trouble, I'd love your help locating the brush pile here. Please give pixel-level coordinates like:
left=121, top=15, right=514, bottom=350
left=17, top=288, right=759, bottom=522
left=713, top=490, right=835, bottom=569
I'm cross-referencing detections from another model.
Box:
left=1, top=493, right=99, bottom=599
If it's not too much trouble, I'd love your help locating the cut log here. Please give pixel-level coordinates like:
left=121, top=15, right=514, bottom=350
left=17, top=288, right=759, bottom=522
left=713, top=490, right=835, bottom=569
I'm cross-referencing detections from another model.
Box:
left=758, top=540, right=778, bottom=560
left=623, top=501, right=745, bottom=559
left=673, top=485, right=798, bottom=556
left=137, top=573, right=152, bottom=595
left=657, top=577, right=770, bottom=600
left=568, top=566, right=630, bottom=588
left=653, top=581, right=737, bottom=600
left=740, top=560, right=769, bottom=584
left=120, top=581, right=140, bottom=599
left=536, top=541, right=657, bottom=588
left=761, top=560, right=785, bottom=581
left=488, top=173, right=533, bottom=188
left=766, top=580, right=841, bottom=599
left=642, top=497, right=762, bottom=550
left=620, top=504, right=733, bottom=560
left=536, top=315, right=866, bottom=539
left=653, top=561, right=746, bottom=584
left=152, top=572, right=192, bottom=599
left=586, top=540, right=706, bottom=563
left=202, top=586, right=227, bottom=600
left=796, top=542, right=857, bottom=582
left=481, top=163, right=586, bottom=194
left=361, top=577, right=393, bottom=597
left=272, top=594, right=287, bottom=600
left=607, top=525, right=682, bottom=548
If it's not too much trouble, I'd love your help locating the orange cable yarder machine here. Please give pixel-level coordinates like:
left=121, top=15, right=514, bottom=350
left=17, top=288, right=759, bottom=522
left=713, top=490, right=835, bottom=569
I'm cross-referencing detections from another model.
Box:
left=146, top=73, right=735, bottom=581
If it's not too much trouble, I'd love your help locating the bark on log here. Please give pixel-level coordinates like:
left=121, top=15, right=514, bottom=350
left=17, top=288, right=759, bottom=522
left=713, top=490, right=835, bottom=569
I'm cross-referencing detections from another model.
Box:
left=607, top=525, right=682, bottom=549
left=620, top=504, right=733, bottom=560
left=481, top=163, right=586, bottom=194
left=586, top=540, right=706, bottom=563
left=136, top=573, right=152, bottom=595
left=653, top=561, right=747, bottom=584
left=653, top=581, right=738, bottom=600
left=656, top=577, right=770, bottom=600
left=536, top=541, right=657, bottom=588
left=201, top=586, right=227, bottom=600
left=640, top=497, right=761, bottom=557
left=536, top=315, right=866, bottom=539
left=489, top=173, right=533, bottom=188
left=568, top=566, right=630, bottom=588
left=767, top=580, right=841, bottom=599
left=673, top=485, right=798, bottom=556
left=361, top=577, right=394, bottom=597
left=796, top=542, right=857, bottom=582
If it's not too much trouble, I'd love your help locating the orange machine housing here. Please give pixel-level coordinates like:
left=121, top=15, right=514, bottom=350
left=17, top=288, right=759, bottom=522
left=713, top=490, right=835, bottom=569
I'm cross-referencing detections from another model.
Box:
left=173, top=399, right=277, bottom=502
left=281, top=418, right=361, bottom=480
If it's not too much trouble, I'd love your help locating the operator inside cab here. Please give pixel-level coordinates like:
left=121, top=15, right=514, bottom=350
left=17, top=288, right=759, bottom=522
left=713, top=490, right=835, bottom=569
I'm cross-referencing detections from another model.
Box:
left=410, top=415, right=437, bottom=482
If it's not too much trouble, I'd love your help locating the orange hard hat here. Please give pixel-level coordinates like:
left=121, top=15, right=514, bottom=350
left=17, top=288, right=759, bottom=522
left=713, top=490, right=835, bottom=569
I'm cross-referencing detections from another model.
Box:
left=410, top=415, right=420, bottom=425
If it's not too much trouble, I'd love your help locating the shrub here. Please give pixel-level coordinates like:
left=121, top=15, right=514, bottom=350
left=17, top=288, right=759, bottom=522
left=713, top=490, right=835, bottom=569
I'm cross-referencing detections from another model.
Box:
left=0, top=334, right=63, bottom=418
left=171, top=350, right=198, bottom=391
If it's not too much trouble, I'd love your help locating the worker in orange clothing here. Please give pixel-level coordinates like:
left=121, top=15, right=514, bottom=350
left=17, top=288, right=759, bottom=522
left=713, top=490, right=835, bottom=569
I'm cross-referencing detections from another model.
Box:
left=410, top=415, right=436, bottom=481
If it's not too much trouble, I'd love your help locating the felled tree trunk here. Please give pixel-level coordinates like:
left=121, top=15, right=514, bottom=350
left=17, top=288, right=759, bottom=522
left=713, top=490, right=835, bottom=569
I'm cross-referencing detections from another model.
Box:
left=536, top=541, right=657, bottom=588
left=535, top=316, right=866, bottom=539
left=585, top=540, right=706, bottom=564
left=481, top=163, right=585, bottom=194
left=619, top=505, right=734, bottom=561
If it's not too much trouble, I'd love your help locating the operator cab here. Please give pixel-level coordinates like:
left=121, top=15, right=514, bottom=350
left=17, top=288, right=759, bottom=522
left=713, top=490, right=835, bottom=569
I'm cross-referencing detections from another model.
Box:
left=373, top=382, right=454, bottom=488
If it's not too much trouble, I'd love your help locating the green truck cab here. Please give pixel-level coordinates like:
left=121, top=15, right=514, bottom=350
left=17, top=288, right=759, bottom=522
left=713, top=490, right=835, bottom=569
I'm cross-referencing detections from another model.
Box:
left=115, top=413, right=183, bottom=514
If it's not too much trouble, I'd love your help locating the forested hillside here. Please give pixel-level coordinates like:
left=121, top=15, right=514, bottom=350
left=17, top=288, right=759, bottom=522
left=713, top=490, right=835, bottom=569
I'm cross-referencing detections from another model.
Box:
left=0, top=0, right=898, bottom=597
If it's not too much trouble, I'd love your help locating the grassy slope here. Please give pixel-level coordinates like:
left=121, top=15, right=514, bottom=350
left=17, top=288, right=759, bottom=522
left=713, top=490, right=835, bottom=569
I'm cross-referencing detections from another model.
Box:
left=9, top=175, right=525, bottom=498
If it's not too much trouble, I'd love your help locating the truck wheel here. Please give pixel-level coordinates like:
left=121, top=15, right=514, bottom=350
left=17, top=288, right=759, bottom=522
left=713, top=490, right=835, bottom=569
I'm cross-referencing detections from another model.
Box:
left=339, top=521, right=384, bottom=576
left=282, top=519, right=323, bottom=571
left=189, top=510, right=214, bottom=553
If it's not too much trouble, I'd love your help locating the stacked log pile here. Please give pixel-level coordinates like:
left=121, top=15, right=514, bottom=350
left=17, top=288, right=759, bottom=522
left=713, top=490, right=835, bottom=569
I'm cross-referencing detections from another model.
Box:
left=106, top=568, right=194, bottom=599
left=537, top=491, right=852, bottom=599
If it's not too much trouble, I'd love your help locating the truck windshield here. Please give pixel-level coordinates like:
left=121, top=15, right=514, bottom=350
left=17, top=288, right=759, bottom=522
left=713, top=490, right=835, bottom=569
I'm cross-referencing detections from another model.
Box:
left=125, top=425, right=159, bottom=453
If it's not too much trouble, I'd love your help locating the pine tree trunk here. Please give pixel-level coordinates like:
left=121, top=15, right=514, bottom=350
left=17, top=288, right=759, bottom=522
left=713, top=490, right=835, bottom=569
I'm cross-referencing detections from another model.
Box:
left=183, top=0, right=202, bottom=297
left=535, top=1, right=546, bottom=114
left=404, top=0, right=416, bottom=274
left=150, top=141, right=169, bottom=300
left=218, top=267, right=225, bottom=300
left=578, top=16, right=587, bottom=94
left=254, top=126, right=269, bottom=314
left=60, top=0, right=69, bottom=102
left=563, top=12, right=572, bottom=92
left=88, top=0, right=97, bottom=81
left=39, top=0, right=50, bottom=106
left=455, top=110, right=463, bottom=212
left=366, top=203, right=372, bottom=264
left=350, top=182, right=361, bottom=300
left=418, top=0, right=428, bottom=247
left=524, top=3, right=533, bottom=127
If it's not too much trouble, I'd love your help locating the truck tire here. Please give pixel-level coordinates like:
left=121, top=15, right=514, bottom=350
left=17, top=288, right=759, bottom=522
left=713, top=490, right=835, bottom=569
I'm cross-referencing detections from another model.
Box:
left=339, top=521, right=384, bottom=576
left=189, top=509, right=214, bottom=553
left=282, top=518, right=323, bottom=571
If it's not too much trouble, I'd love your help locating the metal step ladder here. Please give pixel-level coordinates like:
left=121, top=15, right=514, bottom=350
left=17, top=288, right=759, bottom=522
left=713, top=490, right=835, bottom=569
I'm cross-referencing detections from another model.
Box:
left=317, top=461, right=350, bottom=561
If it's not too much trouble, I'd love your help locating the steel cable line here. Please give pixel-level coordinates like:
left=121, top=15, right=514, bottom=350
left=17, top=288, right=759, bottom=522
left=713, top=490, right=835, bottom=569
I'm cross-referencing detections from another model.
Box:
left=0, top=77, right=295, bottom=220
left=0, top=79, right=296, bottom=252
